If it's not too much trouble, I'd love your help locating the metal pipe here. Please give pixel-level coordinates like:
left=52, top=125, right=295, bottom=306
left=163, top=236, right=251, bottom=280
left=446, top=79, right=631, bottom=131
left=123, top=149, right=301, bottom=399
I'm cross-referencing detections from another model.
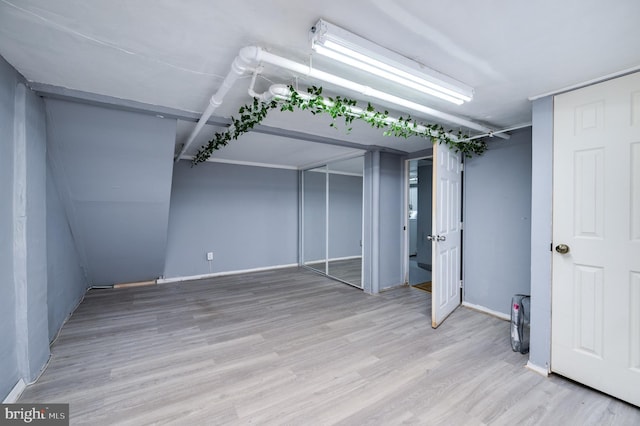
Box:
left=264, top=83, right=459, bottom=141
left=174, top=55, right=252, bottom=162
left=240, top=46, right=504, bottom=137
left=460, top=122, right=531, bottom=142
left=177, top=46, right=508, bottom=161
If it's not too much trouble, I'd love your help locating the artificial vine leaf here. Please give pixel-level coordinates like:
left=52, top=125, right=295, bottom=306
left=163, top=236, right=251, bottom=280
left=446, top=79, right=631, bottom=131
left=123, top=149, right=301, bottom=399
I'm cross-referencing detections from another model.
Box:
left=192, top=85, right=487, bottom=165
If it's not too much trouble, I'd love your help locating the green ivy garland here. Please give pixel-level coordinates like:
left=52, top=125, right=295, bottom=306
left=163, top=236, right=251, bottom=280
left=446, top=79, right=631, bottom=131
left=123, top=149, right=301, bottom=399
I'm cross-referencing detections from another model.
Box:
left=192, top=85, right=487, bottom=165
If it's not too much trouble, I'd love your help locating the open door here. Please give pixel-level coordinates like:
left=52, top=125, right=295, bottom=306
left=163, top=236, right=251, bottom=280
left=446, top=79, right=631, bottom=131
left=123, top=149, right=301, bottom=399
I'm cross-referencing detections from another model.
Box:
left=431, top=142, right=463, bottom=328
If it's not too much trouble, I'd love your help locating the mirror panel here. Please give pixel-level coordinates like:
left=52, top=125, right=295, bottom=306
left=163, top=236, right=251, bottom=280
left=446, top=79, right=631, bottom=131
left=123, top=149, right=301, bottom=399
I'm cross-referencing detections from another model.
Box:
left=301, top=156, right=364, bottom=288
left=302, top=166, right=327, bottom=274
left=327, top=157, right=364, bottom=287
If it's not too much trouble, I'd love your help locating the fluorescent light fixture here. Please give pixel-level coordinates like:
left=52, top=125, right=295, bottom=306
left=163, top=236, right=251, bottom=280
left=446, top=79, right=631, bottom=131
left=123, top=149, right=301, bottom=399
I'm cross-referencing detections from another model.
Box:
left=310, top=19, right=474, bottom=105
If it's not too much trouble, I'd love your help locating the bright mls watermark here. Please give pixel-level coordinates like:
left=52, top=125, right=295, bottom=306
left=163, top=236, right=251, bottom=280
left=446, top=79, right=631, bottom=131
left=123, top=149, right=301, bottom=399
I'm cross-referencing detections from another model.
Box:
left=0, top=404, right=68, bottom=425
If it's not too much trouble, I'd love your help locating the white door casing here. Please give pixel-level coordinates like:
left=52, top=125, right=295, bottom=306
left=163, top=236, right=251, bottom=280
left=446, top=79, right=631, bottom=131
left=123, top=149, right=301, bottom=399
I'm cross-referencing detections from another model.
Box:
left=552, top=71, right=640, bottom=407
left=432, top=142, right=463, bottom=328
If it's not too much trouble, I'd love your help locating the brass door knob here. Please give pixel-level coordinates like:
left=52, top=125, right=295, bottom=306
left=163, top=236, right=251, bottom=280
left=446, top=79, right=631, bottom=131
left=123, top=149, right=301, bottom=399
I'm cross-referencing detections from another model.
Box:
left=555, top=244, right=570, bottom=254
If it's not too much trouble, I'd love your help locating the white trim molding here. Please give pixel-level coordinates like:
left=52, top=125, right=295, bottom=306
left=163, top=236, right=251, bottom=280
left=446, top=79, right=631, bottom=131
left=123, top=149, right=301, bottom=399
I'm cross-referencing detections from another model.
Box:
left=529, top=65, right=640, bottom=100
left=303, top=255, right=363, bottom=264
left=157, top=263, right=299, bottom=284
left=461, top=301, right=510, bottom=321
left=3, top=379, right=26, bottom=403
left=526, top=361, right=550, bottom=377
left=181, top=156, right=299, bottom=171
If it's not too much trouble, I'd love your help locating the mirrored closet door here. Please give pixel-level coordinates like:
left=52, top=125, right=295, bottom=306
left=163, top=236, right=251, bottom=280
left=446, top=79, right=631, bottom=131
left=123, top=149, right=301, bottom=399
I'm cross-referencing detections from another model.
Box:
left=302, top=166, right=327, bottom=275
left=302, top=156, right=364, bottom=288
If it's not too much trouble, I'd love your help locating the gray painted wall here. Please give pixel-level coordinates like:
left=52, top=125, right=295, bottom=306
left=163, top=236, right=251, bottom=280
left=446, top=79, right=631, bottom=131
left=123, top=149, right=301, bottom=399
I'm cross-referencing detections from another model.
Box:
left=362, top=152, right=375, bottom=293
left=529, top=97, right=553, bottom=371
left=164, top=161, right=298, bottom=277
left=46, top=162, right=88, bottom=340
left=328, top=173, right=363, bottom=259
left=378, top=152, right=404, bottom=290
left=0, top=53, right=19, bottom=401
left=45, top=99, right=176, bottom=285
left=20, top=82, right=50, bottom=380
left=463, top=128, right=532, bottom=315
left=416, top=164, right=432, bottom=267
left=362, top=151, right=404, bottom=293
left=0, top=54, right=58, bottom=400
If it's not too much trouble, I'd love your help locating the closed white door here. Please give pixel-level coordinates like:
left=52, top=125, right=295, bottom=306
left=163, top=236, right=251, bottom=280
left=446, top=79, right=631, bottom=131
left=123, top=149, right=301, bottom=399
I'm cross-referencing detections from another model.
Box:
left=552, top=71, right=640, bottom=407
left=431, top=142, right=462, bottom=328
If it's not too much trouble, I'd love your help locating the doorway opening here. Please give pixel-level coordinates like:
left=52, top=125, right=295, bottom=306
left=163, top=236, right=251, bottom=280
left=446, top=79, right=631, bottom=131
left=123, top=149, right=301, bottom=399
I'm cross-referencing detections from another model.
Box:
left=404, top=144, right=463, bottom=328
left=407, top=157, right=433, bottom=290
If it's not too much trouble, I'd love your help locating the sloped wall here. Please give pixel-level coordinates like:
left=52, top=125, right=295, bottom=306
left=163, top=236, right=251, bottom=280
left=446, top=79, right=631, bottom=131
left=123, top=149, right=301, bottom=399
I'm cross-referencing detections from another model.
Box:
left=46, top=161, right=88, bottom=340
left=45, top=99, right=176, bottom=286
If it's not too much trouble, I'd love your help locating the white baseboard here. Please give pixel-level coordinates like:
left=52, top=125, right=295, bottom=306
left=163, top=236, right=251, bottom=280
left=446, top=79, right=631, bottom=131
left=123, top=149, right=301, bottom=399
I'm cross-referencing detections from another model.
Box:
left=526, top=361, right=550, bottom=377
left=50, top=290, right=87, bottom=345
left=304, top=255, right=362, bottom=264
left=157, top=263, right=299, bottom=284
left=3, top=379, right=26, bottom=403
left=330, top=255, right=362, bottom=261
left=461, top=301, right=510, bottom=321
left=380, top=282, right=407, bottom=292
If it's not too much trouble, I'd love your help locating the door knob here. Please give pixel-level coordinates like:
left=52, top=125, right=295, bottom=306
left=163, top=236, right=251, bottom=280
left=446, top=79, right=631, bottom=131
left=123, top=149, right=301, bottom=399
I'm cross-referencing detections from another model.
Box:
left=436, top=235, right=446, bottom=242
left=555, top=244, right=570, bottom=254
left=426, top=235, right=434, bottom=241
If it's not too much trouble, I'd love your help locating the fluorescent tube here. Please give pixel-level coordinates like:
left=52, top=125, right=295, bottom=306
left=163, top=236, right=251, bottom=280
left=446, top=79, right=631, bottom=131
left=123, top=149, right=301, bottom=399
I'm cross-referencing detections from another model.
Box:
left=310, top=19, right=473, bottom=105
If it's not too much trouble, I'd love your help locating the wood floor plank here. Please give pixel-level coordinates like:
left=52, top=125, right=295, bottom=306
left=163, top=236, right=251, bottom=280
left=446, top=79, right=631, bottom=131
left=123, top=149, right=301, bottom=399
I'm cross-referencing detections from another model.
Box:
left=18, top=267, right=640, bottom=425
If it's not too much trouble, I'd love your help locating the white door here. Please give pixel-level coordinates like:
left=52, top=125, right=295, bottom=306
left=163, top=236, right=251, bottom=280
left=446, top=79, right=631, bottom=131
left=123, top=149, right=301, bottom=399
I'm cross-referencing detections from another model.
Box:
left=431, top=142, right=463, bottom=328
left=552, top=71, right=640, bottom=407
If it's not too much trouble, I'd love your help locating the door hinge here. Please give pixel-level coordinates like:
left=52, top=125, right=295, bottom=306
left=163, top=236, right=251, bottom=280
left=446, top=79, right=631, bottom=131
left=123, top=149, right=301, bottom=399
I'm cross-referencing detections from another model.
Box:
left=460, top=280, right=464, bottom=289
left=460, top=221, right=464, bottom=230
left=460, top=163, right=464, bottom=172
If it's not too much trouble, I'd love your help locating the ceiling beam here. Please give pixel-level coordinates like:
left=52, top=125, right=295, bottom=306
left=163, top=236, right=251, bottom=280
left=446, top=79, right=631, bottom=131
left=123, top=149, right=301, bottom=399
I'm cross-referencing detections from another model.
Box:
left=29, top=82, right=409, bottom=156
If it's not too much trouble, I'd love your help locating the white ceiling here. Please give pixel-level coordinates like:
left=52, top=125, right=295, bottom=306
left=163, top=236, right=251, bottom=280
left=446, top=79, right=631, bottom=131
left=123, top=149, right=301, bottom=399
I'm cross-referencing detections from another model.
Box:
left=1, top=0, right=639, bottom=168
left=175, top=119, right=367, bottom=169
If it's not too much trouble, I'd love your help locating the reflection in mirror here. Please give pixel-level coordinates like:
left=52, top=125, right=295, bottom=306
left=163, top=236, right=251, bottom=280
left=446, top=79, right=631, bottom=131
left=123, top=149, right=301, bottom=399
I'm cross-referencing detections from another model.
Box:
left=303, top=166, right=327, bottom=274
left=327, top=157, right=364, bottom=287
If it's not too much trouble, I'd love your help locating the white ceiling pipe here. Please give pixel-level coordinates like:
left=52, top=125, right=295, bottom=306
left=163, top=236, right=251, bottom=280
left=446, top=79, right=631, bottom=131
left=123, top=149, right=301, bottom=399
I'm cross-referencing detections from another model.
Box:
left=264, top=83, right=459, bottom=141
left=239, top=46, right=507, bottom=139
left=247, top=67, right=272, bottom=101
left=459, top=122, right=531, bottom=142
left=174, top=55, right=253, bottom=162
left=178, top=46, right=508, bottom=161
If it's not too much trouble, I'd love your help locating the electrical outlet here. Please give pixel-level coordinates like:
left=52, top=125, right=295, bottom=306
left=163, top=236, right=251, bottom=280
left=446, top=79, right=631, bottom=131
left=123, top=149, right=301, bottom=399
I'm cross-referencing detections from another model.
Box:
left=206, top=252, right=214, bottom=261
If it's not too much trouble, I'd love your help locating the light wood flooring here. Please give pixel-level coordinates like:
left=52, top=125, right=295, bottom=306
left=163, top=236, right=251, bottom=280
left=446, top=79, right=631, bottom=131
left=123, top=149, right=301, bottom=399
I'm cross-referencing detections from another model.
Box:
left=304, top=258, right=362, bottom=288
left=20, top=267, right=640, bottom=425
